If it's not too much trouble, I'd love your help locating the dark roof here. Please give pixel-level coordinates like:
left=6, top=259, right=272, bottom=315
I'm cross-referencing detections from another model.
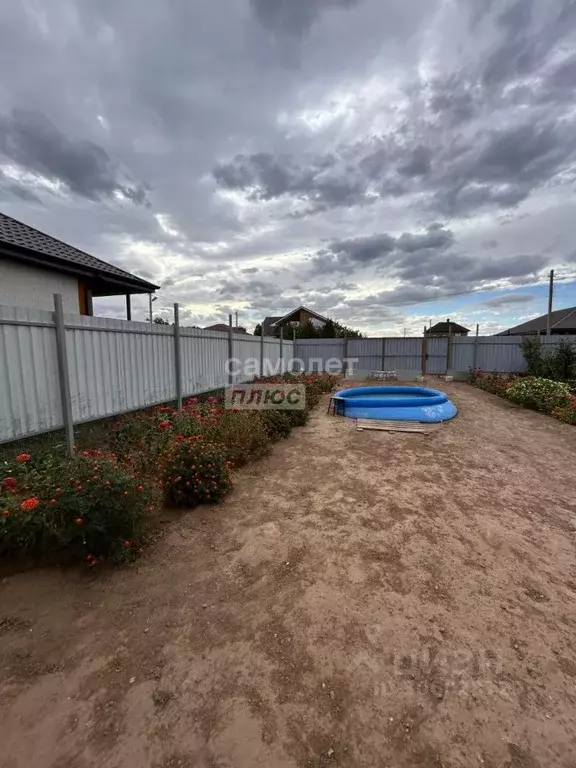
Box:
left=497, top=306, right=576, bottom=336
left=273, top=305, right=330, bottom=326
left=262, top=316, right=282, bottom=336
left=0, top=211, right=159, bottom=295
left=262, top=306, right=330, bottom=336
left=426, top=320, right=470, bottom=334
left=204, top=323, right=249, bottom=334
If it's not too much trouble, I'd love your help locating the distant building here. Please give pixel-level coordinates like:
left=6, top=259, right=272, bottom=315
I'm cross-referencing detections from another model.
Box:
left=204, top=323, right=249, bottom=334
left=497, top=306, right=576, bottom=336
left=261, top=305, right=329, bottom=338
left=426, top=319, right=470, bottom=337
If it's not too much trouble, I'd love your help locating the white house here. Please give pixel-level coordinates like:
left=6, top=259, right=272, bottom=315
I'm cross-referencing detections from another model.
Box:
left=0, top=211, right=158, bottom=317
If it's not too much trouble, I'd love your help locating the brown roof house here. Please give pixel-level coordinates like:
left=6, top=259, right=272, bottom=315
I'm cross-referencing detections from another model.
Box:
left=425, top=319, right=470, bottom=337
left=0, top=211, right=158, bottom=317
left=262, top=306, right=329, bottom=338
left=497, top=306, right=576, bottom=336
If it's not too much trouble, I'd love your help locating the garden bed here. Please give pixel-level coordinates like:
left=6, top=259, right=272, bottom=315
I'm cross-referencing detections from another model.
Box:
left=0, top=373, right=335, bottom=566
left=469, top=370, right=576, bottom=424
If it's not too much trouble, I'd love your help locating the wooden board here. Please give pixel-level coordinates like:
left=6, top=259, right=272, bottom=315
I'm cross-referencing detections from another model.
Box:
left=356, top=418, right=428, bottom=434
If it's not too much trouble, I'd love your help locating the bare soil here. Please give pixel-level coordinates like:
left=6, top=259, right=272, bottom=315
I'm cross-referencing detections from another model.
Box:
left=2, top=382, right=576, bottom=768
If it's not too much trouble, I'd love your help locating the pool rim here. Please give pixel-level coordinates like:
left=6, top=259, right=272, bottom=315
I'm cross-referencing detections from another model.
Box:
left=335, top=385, right=448, bottom=408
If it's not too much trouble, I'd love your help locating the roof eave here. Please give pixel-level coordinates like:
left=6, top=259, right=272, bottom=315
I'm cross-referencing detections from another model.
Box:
left=0, top=243, right=159, bottom=294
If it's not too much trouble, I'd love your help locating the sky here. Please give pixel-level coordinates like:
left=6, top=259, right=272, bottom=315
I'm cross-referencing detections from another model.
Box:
left=0, top=0, right=575, bottom=336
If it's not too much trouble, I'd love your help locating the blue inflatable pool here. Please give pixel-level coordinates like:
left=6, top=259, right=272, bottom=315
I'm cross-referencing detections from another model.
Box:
left=334, top=386, right=457, bottom=423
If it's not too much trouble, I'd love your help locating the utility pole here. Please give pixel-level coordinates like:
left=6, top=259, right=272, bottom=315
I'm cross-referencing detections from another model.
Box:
left=149, top=293, right=157, bottom=324
left=235, top=310, right=239, bottom=329
left=546, top=269, right=555, bottom=338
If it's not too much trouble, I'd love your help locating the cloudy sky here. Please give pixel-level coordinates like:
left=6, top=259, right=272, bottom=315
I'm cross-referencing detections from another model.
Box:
left=0, top=0, right=575, bottom=335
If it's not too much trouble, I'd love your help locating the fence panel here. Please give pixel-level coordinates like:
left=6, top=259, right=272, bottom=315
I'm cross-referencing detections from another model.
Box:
left=294, top=339, right=344, bottom=372
left=180, top=327, right=228, bottom=395
left=426, top=336, right=449, bottom=374
left=65, top=315, right=175, bottom=422
left=0, top=305, right=62, bottom=440
left=233, top=333, right=261, bottom=382
left=384, top=337, right=423, bottom=373
left=347, top=338, right=382, bottom=372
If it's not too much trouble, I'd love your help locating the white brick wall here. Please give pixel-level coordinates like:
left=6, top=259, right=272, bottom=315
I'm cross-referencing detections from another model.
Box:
left=0, top=258, right=79, bottom=313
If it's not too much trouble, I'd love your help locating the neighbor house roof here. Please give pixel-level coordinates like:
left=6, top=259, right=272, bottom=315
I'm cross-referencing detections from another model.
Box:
left=0, top=211, right=159, bottom=295
left=426, top=320, right=470, bottom=335
left=262, top=316, right=282, bottom=336
left=204, top=323, right=249, bottom=334
left=272, top=305, right=330, bottom=327
left=497, top=306, right=576, bottom=336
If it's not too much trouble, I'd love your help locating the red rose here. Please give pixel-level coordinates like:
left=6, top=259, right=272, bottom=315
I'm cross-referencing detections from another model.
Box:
left=21, top=497, right=39, bottom=511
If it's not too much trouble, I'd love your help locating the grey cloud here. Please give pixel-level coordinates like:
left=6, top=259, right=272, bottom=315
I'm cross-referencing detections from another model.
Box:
left=329, top=233, right=397, bottom=262
left=0, top=171, right=43, bottom=204
left=0, top=109, right=149, bottom=204
left=397, top=145, right=432, bottom=177
left=250, top=0, right=360, bottom=35
left=482, top=293, right=537, bottom=308
left=241, top=267, right=259, bottom=274
left=214, top=150, right=375, bottom=211
left=396, top=228, right=454, bottom=253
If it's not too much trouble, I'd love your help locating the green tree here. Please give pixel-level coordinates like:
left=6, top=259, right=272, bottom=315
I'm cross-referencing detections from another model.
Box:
left=291, top=317, right=364, bottom=339
left=253, top=323, right=262, bottom=336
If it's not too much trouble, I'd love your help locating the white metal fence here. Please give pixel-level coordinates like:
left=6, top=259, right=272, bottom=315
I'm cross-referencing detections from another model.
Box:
left=0, top=299, right=293, bottom=444
left=294, top=335, right=576, bottom=376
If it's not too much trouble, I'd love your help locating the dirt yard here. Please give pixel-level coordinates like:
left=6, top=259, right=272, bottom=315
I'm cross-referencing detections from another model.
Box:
left=2, top=382, right=576, bottom=768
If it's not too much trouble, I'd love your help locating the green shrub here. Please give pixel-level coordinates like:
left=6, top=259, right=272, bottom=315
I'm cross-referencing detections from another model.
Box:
left=505, top=377, right=571, bottom=413
left=162, top=440, right=232, bottom=508
left=520, top=337, right=576, bottom=382
left=259, top=410, right=293, bottom=440
left=552, top=394, right=576, bottom=425
left=0, top=452, right=155, bottom=563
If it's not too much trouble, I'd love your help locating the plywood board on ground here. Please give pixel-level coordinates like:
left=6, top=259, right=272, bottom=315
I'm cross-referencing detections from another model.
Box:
left=356, top=419, right=428, bottom=433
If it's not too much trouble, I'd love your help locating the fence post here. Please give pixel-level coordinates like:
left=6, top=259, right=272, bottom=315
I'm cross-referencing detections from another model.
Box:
left=343, top=333, right=349, bottom=377
left=228, top=314, right=234, bottom=385
left=472, top=324, right=480, bottom=371
left=174, top=303, right=182, bottom=409
left=421, top=327, right=428, bottom=376
left=53, top=293, right=74, bottom=457
left=279, top=326, right=284, bottom=374
left=381, top=337, right=386, bottom=372
left=445, top=321, right=453, bottom=374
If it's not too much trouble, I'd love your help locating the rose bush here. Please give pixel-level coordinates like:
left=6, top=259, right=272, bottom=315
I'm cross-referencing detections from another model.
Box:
left=162, top=439, right=232, bottom=508
left=1, top=452, right=156, bottom=563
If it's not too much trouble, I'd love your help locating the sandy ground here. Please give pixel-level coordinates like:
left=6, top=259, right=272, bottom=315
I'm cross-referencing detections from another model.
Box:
left=2, top=381, right=576, bottom=768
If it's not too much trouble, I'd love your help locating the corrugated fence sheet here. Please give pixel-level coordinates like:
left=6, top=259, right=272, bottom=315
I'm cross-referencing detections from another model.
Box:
left=0, top=302, right=289, bottom=442
left=65, top=315, right=175, bottom=423
left=0, top=305, right=61, bottom=440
